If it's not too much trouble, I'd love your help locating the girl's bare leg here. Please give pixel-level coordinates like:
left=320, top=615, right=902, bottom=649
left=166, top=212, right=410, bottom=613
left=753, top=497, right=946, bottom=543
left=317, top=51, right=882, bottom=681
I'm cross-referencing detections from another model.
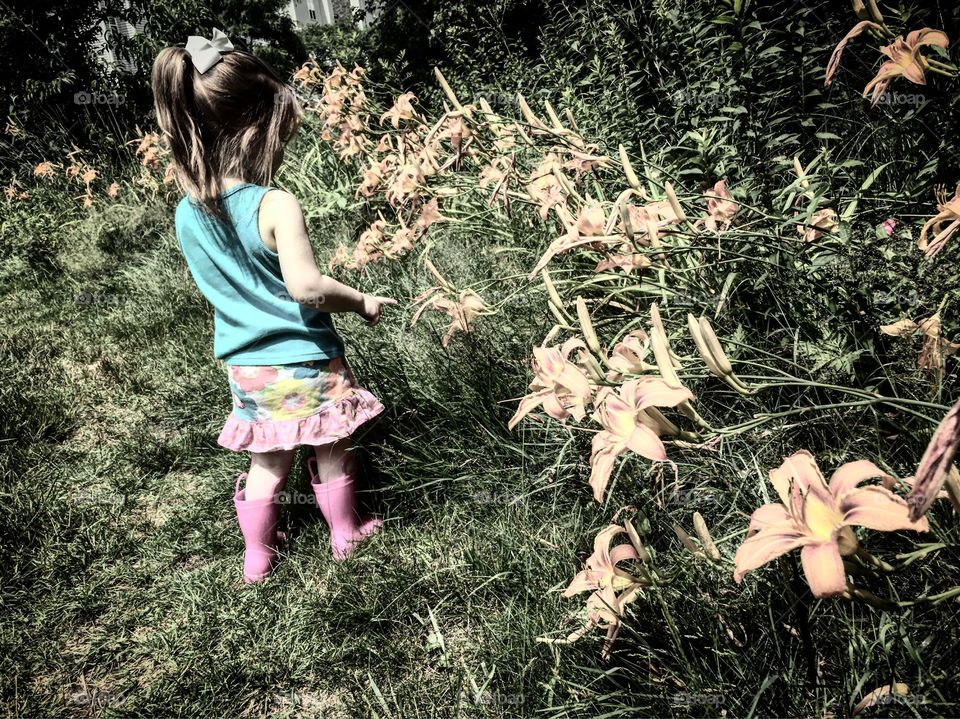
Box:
left=245, top=448, right=295, bottom=500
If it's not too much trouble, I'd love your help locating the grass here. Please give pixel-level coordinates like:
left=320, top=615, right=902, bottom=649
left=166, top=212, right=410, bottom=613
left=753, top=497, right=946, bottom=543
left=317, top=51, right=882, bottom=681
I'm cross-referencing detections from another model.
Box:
left=4, top=2, right=960, bottom=717
left=4, top=148, right=959, bottom=717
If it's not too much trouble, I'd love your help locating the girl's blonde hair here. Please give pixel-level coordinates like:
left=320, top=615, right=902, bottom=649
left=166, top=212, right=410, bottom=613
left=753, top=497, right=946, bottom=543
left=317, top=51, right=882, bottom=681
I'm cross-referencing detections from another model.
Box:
left=151, top=45, right=302, bottom=218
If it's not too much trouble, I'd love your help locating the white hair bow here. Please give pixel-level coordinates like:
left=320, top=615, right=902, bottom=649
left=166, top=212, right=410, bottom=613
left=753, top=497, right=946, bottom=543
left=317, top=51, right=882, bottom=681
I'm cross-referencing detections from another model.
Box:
left=185, top=28, right=234, bottom=74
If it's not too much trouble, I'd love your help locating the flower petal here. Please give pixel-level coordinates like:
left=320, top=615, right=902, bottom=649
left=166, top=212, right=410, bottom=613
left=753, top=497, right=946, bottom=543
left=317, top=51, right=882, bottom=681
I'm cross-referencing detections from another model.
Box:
left=733, top=524, right=807, bottom=582
left=800, top=542, right=847, bottom=598
left=828, top=459, right=890, bottom=497
left=625, top=425, right=668, bottom=462
left=589, top=435, right=625, bottom=503
left=842, top=486, right=929, bottom=533
left=746, top=503, right=792, bottom=533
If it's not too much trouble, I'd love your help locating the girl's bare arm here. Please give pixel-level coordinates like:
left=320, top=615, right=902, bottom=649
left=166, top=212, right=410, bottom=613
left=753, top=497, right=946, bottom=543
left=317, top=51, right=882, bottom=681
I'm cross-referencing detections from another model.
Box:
left=260, top=190, right=396, bottom=324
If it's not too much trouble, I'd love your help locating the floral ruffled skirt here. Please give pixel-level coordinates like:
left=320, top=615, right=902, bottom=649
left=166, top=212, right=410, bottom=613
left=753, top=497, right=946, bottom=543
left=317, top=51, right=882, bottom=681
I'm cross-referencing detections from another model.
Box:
left=217, top=356, right=385, bottom=453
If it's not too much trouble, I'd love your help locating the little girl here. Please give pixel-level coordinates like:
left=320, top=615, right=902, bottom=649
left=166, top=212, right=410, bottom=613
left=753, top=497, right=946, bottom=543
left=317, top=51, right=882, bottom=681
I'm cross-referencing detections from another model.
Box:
left=152, top=31, right=396, bottom=583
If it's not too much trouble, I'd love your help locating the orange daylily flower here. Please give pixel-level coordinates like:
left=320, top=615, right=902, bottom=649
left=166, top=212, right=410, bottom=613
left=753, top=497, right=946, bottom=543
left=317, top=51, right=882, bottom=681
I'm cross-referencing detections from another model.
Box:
left=589, top=379, right=694, bottom=502
left=327, top=243, right=351, bottom=270
left=410, top=261, right=490, bottom=347
left=797, top=207, right=838, bottom=242
left=508, top=338, right=594, bottom=430
left=559, top=524, right=649, bottom=659
left=863, top=29, right=950, bottom=105
left=734, top=450, right=928, bottom=598
left=605, top=330, right=654, bottom=381
left=918, top=185, right=960, bottom=259
left=385, top=163, right=423, bottom=206
left=34, top=161, right=57, bottom=177
left=106, top=182, right=120, bottom=199
left=384, top=223, right=415, bottom=258
left=356, top=158, right=387, bottom=198
left=380, top=92, right=417, bottom=128
left=700, top=180, right=737, bottom=231
left=825, top=23, right=950, bottom=105
left=594, top=252, right=651, bottom=275
left=414, top=197, right=448, bottom=233
left=479, top=159, right=507, bottom=188
left=527, top=202, right=622, bottom=278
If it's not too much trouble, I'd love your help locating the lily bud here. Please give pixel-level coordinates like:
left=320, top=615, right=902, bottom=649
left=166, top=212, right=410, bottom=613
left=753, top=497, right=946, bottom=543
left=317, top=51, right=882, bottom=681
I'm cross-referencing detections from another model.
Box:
left=672, top=524, right=704, bottom=559
left=517, top=93, right=548, bottom=130
left=425, top=257, right=454, bottom=289
left=664, top=181, right=687, bottom=223
left=619, top=144, right=642, bottom=191
left=575, top=296, right=603, bottom=357
left=693, top=512, right=721, bottom=561
left=625, top=519, right=651, bottom=563
left=433, top=67, right=471, bottom=118
left=687, top=314, right=756, bottom=396
left=543, top=100, right=565, bottom=131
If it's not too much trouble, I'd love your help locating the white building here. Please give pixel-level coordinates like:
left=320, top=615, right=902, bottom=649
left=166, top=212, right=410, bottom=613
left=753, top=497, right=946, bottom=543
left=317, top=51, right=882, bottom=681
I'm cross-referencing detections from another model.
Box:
left=286, top=0, right=374, bottom=29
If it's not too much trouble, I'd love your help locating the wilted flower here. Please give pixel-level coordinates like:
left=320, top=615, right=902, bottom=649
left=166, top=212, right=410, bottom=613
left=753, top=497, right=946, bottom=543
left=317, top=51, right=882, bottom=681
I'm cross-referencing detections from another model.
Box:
left=918, top=185, right=959, bottom=259
left=700, top=180, right=737, bottom=231
left=410, top=260, right=490, bottom=347
left=797, top=207, right=838, bottom=242
left=734, top=450, right=928, bottom=597
left=4, top=184, right=27, bottom=200
left=880, top=313, right=959, bottom=372
left=327, top=243, right=351, bottom=271
left=556, top=523, right=649, bottom=659
left=34, top=161, right=57, bottom=177
left=907, top=398, right=960, bottom=521
left=106, top=182, right=120, bottom=199
left=824, top=21, right=885, bottom=87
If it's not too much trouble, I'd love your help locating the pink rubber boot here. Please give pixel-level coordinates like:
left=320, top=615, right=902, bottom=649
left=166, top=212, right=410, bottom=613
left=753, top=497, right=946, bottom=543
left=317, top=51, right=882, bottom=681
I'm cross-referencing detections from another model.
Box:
left=232, top=473, right=281, bottom=583
left=308, top=456, right=382, bottom=561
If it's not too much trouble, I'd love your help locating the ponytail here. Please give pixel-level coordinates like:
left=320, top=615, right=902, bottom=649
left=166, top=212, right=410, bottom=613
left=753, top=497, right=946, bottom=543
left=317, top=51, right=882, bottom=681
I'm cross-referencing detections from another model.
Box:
left=151, top=44, right=303, bottom=219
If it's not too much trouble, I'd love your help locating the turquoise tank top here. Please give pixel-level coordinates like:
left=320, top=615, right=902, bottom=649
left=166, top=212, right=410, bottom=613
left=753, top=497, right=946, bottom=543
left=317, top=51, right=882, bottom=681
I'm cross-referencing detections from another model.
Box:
left=175, top=183, right=344, bottom=365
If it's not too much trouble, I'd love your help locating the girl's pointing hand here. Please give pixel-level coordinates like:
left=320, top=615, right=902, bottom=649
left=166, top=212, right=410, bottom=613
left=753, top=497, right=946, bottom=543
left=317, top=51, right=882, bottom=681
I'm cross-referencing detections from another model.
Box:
left=360, top=294, right=398, bottom=326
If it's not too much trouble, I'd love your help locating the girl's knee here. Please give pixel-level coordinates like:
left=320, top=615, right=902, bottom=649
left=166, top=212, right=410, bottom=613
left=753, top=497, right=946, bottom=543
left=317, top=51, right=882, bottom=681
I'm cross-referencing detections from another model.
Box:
left=250, top=448, right=296, bottom=477
left=313, top=439, right=356, bottom=480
